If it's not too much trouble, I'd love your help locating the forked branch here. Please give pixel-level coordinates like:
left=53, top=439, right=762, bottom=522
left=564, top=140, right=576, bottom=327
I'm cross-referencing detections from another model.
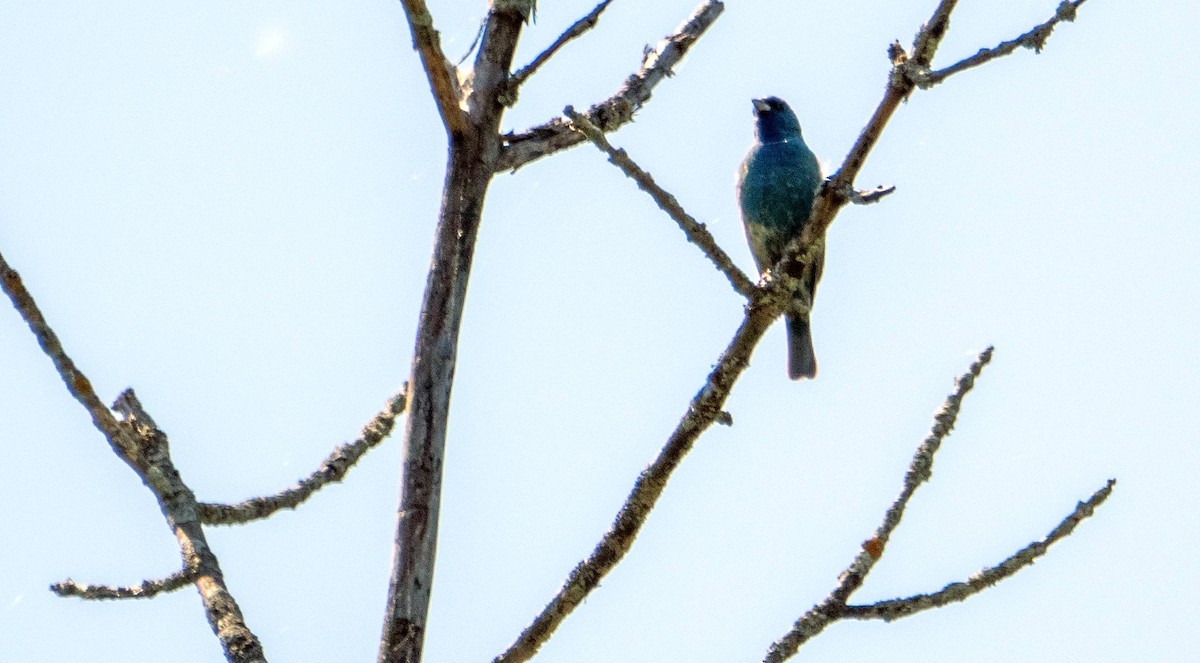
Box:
left=842, top=479, right=1116, bottom=622
left=2, top=250, right=265, bottom=662
left=764, top=351, right=1114, bottom=662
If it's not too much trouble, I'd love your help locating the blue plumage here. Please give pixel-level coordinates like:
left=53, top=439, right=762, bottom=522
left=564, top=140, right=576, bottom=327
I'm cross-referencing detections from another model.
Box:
left=736, top=97, right=823, bottom=379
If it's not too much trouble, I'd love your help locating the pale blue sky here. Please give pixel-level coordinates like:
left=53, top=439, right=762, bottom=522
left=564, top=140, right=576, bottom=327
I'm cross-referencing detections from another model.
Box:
left=1, top=1, right=1197, bottom=661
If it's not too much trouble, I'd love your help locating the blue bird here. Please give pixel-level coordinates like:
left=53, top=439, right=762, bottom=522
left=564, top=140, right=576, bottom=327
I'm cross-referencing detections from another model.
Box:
left=736, top=97, right=824, bottom=380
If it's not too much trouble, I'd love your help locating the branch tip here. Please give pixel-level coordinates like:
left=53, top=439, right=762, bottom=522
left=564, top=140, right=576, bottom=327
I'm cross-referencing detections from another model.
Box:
left=509, top=0, right=613, bottom=93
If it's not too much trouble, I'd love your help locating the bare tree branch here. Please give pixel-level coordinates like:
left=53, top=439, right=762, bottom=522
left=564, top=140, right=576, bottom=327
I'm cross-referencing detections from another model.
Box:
left=495, top=297, right=782, bottom=663
left=52, top=565, right=201, bottom=601
left=763, top=347, right=994, bottom=662
left=507, top=0, right=614, bottom=95
left=198, top=388, right=408, bottom=526
left=398, top=0, right=468, bottom=137
left=843, top=479, right=1117, bottom=622
left=1, top=250, right=266, bottom=662
left=0, top=250, right=139, bottom=460
left=564, top=106, right=758, bottom=298
left=798, top=0, right=961, bottom=243
left=911, top=0, right=959, bottom=67
left=917, top=0, right=1090, bottom=88
left=872, top=347, right=993, bottom=548
left=497, top=1, right=725, bottom=172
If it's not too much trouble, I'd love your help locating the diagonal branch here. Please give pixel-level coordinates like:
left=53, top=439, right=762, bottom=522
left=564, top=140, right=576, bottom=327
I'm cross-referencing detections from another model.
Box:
left=508, top=0, right=614, bottom=94
left=399, top=0, right=468, bottom=138
left=497, top=0, right=725, bottom=172
left=912, top=0, right=960, bottom=67
left=917, top=0, right=1090, bottom=88
left=199, top=388, right=408, bottom=525
left=495, top=290, right=786, bottom=663
left=842, top=479, right=1116, bottom=622
left=0, top=249, right=139, bottom=461
left=764, top=347, right=994, bottom=662
left=763, top=347, right=1115, bottom=662
left=564, top=106, right=758, bottom=299
left=869, top=347, right=993, bottom=552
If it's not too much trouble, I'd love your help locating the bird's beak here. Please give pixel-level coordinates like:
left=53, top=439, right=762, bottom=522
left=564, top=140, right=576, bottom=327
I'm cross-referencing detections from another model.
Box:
left=752, top=98, right=771, bottom=113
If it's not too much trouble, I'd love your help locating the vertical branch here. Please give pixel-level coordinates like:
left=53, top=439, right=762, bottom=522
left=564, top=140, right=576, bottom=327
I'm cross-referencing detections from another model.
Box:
left=379, top=3, right=534, bottom=662
left=380, top=143, right=488, bottom=663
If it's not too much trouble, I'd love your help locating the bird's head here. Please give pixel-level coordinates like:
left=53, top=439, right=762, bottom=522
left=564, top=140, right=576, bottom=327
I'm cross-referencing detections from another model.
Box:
left=752, top=96, right=804, bottom=143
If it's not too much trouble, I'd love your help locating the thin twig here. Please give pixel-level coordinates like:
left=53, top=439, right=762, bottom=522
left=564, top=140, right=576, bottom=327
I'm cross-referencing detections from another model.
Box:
left=52, top=565, right=201, bottom=600
left=917, top=0, right=1090, bottom=88
left=872, top=347, right=993, bottom=551
left=843, top=479, right=1116, bottom=622
left=199, top=388, right=408, bottom=525
left=0, top=250, right=138, bottom=461
left=498, top=1, right=725, bottom=172
left=398, top=0, right=468, bottom=137
left=764, top=347, right=994, bottom=662
left=564, top=106, right=758, bottom=299
left=508, top=0, right=614, bottom=93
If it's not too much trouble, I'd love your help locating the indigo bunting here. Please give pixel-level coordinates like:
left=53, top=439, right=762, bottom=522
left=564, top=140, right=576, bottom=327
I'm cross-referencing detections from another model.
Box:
left=736, top=97, right=823, bottom=380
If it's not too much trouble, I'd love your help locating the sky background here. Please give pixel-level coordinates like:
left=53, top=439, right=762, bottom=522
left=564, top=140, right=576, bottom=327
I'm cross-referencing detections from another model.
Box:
left=1, top=1, right=1197, bottom=661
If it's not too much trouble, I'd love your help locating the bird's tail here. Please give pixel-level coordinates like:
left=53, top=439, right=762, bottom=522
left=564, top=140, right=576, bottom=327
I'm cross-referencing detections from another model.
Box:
left=785, top=314, right=817, bottom=380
